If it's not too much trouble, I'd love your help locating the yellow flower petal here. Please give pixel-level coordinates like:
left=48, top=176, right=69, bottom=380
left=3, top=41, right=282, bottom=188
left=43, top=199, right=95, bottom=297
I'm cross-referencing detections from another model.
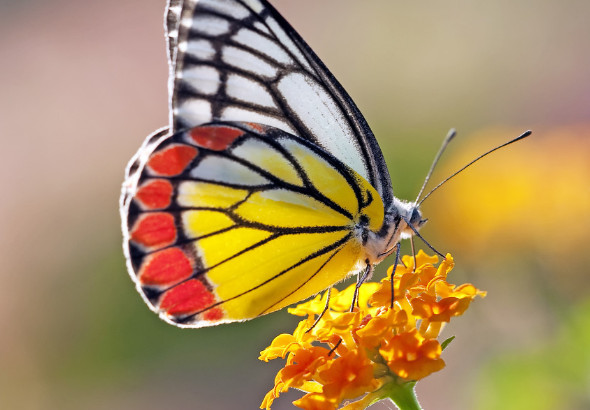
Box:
left=259, top=333, right=297, bottom=361
left=293, top=392, right=338, bottom=410
left=279, top=346, right=330, bottom=389
left=356, top=308, right=408, bottom=348
left=288, top=293, right=329, bottom=316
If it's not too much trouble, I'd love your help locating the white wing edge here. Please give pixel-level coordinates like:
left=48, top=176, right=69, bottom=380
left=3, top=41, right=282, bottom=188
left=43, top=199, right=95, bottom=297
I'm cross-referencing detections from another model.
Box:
left=120, top=126, right=172, bottom=319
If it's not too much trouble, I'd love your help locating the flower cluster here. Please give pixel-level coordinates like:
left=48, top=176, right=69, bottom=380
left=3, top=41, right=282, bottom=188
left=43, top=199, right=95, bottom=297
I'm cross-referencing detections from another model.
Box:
left=259, top=251, right=486, bottom=410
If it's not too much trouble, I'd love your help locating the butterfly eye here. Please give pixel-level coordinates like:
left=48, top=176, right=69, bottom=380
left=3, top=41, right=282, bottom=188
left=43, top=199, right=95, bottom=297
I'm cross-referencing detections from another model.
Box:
left=408, top=207, right=424, bottom=228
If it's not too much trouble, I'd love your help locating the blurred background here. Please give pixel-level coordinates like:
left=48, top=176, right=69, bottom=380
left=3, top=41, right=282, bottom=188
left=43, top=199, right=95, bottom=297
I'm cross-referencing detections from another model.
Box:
left=1, top=0, right=589, bottom=409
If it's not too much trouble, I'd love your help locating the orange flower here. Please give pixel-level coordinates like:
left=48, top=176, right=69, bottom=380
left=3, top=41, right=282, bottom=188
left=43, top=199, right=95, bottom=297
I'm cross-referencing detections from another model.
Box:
left=410, top=293, right=467, bottom=322
left=260, top=251, right=484, bottom=410
left=261, top=346, right=329, bottom=409
left=293, top=392, right=338, bottom=410
left=355, top=308, right=408, bottom=349
left=313, top=311, right=361, bottom=345
left=281, top=346, right=331, bottom=388
left=379, top=329, right=445, bottom=380
left=316, top=349, right=381, bottom=402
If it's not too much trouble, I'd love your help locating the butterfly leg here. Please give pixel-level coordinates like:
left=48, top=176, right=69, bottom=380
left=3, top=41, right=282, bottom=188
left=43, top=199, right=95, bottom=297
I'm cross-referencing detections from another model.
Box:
left=410, top=235, right=417, bottom=272
left=306, top=287, right=332, bottom=333
left=350, top=261, right=373, bottom=313
left=329, top=263, right=376, bottom=356
left=389, top=243, right=401, bottom=309
left=329, top=338, right=342, bottom=356
left=402, top=216, right=445, bottom=258
left=326, top=263, right=377, bottom=356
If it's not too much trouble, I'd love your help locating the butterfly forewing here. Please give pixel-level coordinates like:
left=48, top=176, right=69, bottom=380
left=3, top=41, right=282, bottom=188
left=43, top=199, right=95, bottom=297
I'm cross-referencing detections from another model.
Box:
left=168, top=0, right=393, bottom=207
left=121, top=122, right=385, bottom=327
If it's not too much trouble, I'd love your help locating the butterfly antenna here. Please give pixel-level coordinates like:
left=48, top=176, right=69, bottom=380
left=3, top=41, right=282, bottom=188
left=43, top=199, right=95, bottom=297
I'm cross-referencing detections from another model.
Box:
left=418, top=130, right=532, bottom=206
left=415, top=128, right=457, bottom=203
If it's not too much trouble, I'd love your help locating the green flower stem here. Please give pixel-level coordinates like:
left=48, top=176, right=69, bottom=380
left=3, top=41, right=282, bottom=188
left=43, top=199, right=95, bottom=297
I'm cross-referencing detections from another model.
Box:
left=379, top=381, right=422, bottom=410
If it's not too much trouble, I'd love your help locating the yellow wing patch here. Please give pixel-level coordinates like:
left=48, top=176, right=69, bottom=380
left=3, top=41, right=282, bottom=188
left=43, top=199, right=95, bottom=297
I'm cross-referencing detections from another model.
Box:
left=281, top=139, right=360, bottom=216
left=270, top=239, right=364, bottom=312
left=209, top=231, right=356, bottom=319
left=182, top=210, right=234, bottom=238
left=235, top=189, right=351, bottom=228
left=232, top=138, right=304, bottom=187
left=196, top=227, right=273, bottom=267
left=177, top=181, right=249, bottom=208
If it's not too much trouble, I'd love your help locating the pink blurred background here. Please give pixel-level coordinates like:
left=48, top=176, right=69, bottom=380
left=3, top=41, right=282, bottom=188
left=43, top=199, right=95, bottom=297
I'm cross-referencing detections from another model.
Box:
left=1, top=0, right=589, bottom=409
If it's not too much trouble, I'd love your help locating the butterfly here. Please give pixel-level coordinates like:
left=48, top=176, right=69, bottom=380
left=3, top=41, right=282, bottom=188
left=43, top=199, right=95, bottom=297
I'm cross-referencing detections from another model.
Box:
left=120, top=0, right=426, bottom=328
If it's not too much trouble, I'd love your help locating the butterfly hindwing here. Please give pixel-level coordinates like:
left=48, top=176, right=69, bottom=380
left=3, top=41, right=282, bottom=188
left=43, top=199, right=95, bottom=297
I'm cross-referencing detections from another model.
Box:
left=121, top=122, right=385, bottom=327
left=168, top=0, right=393, bottom=208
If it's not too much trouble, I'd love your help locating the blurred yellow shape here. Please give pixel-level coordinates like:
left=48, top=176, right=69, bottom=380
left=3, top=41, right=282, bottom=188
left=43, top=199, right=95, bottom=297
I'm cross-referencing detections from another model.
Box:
left=426, top=126, right=590, bottom=263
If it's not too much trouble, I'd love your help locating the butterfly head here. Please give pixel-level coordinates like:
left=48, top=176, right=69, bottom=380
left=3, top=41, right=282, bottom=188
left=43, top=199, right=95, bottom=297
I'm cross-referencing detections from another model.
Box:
left=402, top=202, right=427, bottom=239
left=391, top=198, right=427, bottom=240
left=363, top=199, right=427, bottom=264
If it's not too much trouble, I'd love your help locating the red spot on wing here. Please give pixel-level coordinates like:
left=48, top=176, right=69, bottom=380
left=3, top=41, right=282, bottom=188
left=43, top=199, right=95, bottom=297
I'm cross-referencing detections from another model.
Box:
left=203, top=307, right=224, bottom=322
left=139, top=247, right=193, bottom=287
left=189, top=126, right=244, bottom=150
left=130, top=213, right=176, bottom=248
left=147, top=144, right=198, bottom=176
left=135, top=179, right=173, bottom=209
left=244, top=122, right=266, bottom=133
left=160, top=279, right=217, bottom=316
